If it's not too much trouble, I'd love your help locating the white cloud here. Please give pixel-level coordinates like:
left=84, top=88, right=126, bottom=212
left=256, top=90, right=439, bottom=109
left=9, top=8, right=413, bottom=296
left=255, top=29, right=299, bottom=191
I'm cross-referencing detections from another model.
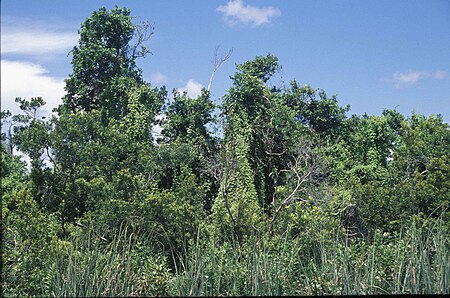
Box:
left=1, top=28, right=77, bottom=56
left=1, top=60, right=65, bottom=116
left=392, top=71, right=425, bottom=85
left=392, top=70, right=447, bottom=87
left=217, top=0, right=281, bottom=28
left=177, top=79, right=204, bottom=98
left=433, top=70, right=447, bottom=80
left=150, top=72, right=168, bottom=84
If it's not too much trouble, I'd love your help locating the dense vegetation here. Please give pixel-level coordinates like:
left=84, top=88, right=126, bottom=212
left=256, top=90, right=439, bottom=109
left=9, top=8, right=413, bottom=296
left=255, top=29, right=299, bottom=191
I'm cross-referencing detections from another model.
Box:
left=2, top=7, right=449, bottom=296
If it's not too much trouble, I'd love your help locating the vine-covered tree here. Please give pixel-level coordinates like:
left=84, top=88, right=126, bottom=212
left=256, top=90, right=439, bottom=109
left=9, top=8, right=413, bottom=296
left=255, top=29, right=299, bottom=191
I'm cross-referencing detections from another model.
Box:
left=59, top=6, right=162, bottom=122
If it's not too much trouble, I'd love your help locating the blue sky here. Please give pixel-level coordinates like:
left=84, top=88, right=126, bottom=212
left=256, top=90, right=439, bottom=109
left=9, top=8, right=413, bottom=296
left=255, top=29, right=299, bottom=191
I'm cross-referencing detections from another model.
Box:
left=2, top=0, right=450, bottom=121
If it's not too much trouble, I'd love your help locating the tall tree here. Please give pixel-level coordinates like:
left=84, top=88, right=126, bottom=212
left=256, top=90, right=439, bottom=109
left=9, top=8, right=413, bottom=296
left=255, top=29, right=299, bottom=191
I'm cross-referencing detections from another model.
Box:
left=9, top=7, right=166, bottom=232
left=59, top=6, right=161, bottom=122
left=220, top=54, right=281, bottom=211
left=216, top=54, right=332, bottom=217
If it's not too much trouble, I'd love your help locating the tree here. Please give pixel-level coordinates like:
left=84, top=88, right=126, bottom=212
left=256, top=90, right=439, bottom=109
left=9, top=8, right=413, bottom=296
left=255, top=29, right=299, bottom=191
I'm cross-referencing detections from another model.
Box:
left=158, top=89, right=219, bottom=212
left=216, top=54, right=335, bottom=219
left=160, top=89, right=216, bottom=149
left=389, top=114, right=450, bottom=221
left=59, top=6, right=161, bottom=122
left=322, top=111, right=449, bottom=233
left=220, top=54, right=281, bottom=211
left=28, top=6, right=166, bottom=230
left=212, top=120, right=262, bottom=241
left=1, top=143, right=27, bottom=204
left=284, top=82, right=349, bottom=137
left=1, top=98, right=48, bottom=156
left=212, top=55, right=280, bottom=232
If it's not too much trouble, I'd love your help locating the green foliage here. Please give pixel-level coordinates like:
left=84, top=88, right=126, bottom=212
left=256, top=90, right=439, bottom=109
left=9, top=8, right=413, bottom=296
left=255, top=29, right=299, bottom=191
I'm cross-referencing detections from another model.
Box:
left=236, top=53, right=280, bottom=83
left=161, top=89, right=216, bottom=147
left=45, top=224, right=171, bottom=297
left=212, top=130, right=262, bottom=241
left=171, top=214, right=449, bottom=296
left=171, top=227, right=302, bottom=296
left=389, top=114, right=450, bottom=221
left=122, top=84, right=167, bottom=142
left=325, top=113, right=398, bottom=185
left=1, top=6, right=448, bottom=296
left=143, top=167, right=206, bottom=256
left=285, top=82, right=349, bottom=136
left=14, top=97, right=46, bottom=120
left=2, top=188, right=67, bottom=297
left=1, top=144, right=26, bottom=196
left=60, top=6, right=162, bottom=122
left=328, top=113, right=450, bottom=232
left=222, top=54, right=289, bottom=210
left=159, top=89, right=218, bottom=212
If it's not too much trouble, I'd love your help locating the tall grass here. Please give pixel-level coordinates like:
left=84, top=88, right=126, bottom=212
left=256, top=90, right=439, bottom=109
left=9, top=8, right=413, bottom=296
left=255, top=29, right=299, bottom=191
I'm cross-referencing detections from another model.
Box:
left=40, top=215, right=449, bottom=296
left=43, top=223, right=170, bottom=297
left=170, top=216, right=449, bottom=296
left=170, top=230, right=302, bottom=296
left=391, top=216, right=449, bottom=294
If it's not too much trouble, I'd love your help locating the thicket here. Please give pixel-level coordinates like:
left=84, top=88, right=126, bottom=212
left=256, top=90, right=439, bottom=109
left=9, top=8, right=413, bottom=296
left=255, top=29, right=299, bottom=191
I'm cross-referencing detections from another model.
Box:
left=2, top=7, right=449, bottom=297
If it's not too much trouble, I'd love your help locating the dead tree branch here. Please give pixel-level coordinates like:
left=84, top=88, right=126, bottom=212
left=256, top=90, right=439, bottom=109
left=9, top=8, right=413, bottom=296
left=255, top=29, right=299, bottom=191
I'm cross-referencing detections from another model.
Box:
left=130, top=18, right=154, bottom=59
left=271, top=140, right=323, bottom=219
left=207, top=46, right=233, bottom=92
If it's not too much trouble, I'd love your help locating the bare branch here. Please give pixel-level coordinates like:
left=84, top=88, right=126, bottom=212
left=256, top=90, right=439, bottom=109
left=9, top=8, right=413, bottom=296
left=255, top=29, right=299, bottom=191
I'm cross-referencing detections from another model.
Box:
left=207, top=46, right=233, bottom=92
left=274, top=167, right=313, bottom=214
left=130, top=18, right=154, bottom=59
left=265, top=150, right=285, bottom=156
left=270, top=139, right=324, bottom=219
